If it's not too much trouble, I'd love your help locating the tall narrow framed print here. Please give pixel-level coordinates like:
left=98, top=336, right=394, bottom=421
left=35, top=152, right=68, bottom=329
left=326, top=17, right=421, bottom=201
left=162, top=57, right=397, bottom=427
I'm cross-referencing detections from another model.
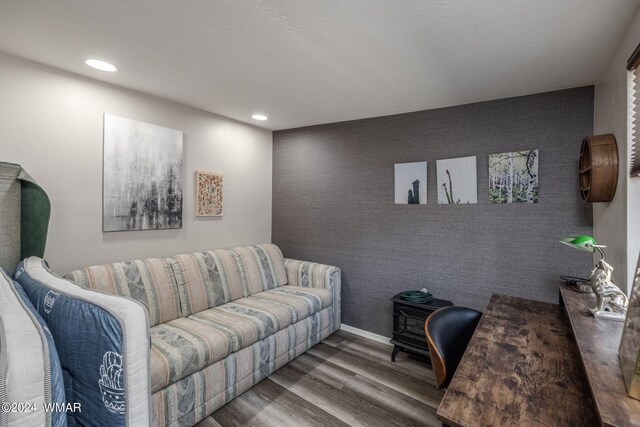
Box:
left=195, top=170, right=223, bottom=217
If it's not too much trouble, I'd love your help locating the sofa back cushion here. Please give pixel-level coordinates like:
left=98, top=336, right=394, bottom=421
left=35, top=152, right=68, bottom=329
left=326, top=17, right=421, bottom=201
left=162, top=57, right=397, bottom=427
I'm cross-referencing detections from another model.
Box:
left=66, top=258, right=181, bottom=327
left=231, top=244, right=288, bottom=294
left=169, top=249, right=242, bottom=316
left=169, top=244, right=287, bottom=316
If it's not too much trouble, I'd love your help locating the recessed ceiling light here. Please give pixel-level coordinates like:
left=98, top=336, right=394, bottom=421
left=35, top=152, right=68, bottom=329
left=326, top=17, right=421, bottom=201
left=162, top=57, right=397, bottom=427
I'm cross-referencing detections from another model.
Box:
left=252, top=114, right=268, bottom=121
left=85, top=59, right=118, bottom=72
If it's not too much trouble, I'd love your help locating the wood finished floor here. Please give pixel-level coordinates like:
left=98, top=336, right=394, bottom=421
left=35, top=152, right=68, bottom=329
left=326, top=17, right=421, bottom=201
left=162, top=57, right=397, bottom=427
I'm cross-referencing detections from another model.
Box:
left=196, top=330, right=444, bottom=427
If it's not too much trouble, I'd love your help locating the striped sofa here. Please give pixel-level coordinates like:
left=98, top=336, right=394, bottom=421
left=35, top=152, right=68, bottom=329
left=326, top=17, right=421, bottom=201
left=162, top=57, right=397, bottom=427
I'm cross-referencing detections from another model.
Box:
left=62, top=244, right=341, bottom=427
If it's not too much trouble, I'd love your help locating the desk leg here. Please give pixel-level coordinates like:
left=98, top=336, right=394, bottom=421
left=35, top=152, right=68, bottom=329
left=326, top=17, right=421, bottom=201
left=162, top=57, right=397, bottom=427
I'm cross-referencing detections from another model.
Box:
left=391, top=345, right=400, bottom=362
left=559, top=287, right=564, bottom=307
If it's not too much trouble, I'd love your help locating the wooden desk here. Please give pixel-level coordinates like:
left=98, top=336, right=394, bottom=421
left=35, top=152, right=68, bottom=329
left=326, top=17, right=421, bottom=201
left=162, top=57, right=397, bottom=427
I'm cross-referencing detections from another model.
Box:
left=560, top=286, right=640, bottom=426
left=437, top=294, right=598, bottom=427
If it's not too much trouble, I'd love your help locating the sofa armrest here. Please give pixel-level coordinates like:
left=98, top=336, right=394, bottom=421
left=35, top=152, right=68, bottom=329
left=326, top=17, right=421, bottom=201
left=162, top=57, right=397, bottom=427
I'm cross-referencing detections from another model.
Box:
left=283, top=259, right=340, bottom=289
left=284, top=258, right=341, bottom=332
left=14, top=257, right=150, bottom=427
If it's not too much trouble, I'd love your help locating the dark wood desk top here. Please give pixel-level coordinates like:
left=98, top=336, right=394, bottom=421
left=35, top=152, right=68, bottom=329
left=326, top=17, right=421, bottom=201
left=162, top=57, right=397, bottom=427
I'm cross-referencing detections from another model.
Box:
left=560, top=285, right=640, bottom=427
left=437, top=294, right=599, bottom=427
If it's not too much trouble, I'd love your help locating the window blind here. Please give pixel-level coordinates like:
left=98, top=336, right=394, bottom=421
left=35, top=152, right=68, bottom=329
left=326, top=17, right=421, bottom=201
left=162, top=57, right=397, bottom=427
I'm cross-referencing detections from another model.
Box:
left=628, top=42, right=640, bottom=176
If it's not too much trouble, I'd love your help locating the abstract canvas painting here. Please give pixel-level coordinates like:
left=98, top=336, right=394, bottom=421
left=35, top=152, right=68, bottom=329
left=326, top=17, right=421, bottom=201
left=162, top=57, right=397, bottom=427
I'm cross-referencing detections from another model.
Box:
left=103, top=114, right=183, bottom=231
left=394, top=162, right=427, bottom=204
left=489, top=150, right=538, bottom=203
left=436, top=156, right=477, bottom=204
left=195, top=170, right=223, bottom=216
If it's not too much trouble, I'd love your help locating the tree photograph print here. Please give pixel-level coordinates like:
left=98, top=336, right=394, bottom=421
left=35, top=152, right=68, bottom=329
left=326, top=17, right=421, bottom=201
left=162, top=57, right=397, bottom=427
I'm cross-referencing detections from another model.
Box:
left=488, top=150, right=538, bottom=203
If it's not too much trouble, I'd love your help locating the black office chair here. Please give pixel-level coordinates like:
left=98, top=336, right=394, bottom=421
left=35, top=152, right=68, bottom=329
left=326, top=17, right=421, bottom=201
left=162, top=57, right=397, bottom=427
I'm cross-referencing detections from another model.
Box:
left=424, top=306, right=482, bottom=389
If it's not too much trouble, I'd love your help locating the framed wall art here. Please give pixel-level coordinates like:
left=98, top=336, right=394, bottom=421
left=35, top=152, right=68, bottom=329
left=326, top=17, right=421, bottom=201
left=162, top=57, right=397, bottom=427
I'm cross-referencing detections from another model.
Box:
left=394, top=162, right=427, bottom=204
left=195, top=170, right=223, bottom=216
left=436, top=156, right=477, bottom=204
left=103, top=114, right=183, bottom=231
left=489, top=150, right=539, bottom=203
left=619, top=253, right=640, bottom=400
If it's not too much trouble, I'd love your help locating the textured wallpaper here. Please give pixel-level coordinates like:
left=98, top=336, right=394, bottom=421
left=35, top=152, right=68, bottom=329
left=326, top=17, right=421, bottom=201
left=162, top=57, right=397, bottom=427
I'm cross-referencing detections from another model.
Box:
left=273, top=87, right=594, bottom=337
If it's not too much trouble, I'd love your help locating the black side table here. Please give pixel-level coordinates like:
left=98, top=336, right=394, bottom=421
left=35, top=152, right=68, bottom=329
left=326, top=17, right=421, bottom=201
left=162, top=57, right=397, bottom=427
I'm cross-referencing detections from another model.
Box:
left=390, top=293, right=453, bottom=362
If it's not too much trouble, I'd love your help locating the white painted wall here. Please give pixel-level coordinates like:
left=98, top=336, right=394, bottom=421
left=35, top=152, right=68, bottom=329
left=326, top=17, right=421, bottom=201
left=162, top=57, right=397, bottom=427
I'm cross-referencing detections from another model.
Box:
left=0, top=52, right=272, bottom=274
left=594, top=6, right=640, bottom=293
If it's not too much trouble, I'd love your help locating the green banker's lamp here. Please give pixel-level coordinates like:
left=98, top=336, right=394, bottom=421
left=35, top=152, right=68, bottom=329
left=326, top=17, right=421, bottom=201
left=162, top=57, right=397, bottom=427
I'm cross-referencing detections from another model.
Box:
left=560, top=235, right=628, bottom=321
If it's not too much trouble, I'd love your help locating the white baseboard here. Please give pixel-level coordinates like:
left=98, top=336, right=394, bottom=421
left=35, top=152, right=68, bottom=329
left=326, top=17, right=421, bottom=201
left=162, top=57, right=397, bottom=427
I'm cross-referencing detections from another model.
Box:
left=340, top=324, right=392, bottom=346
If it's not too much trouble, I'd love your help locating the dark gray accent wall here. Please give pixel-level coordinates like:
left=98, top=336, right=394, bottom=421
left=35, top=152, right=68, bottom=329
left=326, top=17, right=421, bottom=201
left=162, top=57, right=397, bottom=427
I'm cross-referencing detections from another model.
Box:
left=273, top=87, right=594, bottom=337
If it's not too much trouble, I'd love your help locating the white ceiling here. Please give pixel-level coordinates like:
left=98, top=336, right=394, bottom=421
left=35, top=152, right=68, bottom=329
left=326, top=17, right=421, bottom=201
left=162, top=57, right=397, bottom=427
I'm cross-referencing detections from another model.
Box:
left=0, top=0, right=638, bottom=130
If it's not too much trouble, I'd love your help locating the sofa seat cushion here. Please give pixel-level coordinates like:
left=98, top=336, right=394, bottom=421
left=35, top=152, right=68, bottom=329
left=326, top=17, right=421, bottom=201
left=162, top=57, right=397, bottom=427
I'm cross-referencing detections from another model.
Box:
left=150, top=286, right=332, bottom=393
left=236, top=285, right=333, bottom=324
left=188, top=285, right=332, bottom=346
left=150, top=317, right=239, bottom=393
